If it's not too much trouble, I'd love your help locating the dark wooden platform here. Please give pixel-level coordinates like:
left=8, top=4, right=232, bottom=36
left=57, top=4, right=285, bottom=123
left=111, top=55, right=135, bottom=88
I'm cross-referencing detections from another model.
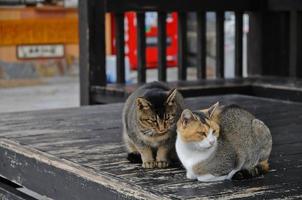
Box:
left=0, top=94, right=302, bottom=199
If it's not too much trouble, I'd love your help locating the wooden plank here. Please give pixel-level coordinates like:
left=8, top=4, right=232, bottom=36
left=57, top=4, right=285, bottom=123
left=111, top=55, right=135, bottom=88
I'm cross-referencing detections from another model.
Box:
left=114, top=12, right=126, bottom=84
left=1, top=95, right=302, bottom=199
left=157, top=12, right=167, bottom=81
left=215, top=11, right=225, bottom=78
left=136, top=12, right=147, bottom=83
left=105, top=0, right=261, bottom=12
left=177, top=12, right=187, bottom=81
left=79, top=0, right=106, bottom=105
left=196, top=11, right=207, bottom=79
left=0, top=139, right=163, bottom=200
left=91, top=77, right=302, bottom=104
left=235, top=11, right=243, bottom=78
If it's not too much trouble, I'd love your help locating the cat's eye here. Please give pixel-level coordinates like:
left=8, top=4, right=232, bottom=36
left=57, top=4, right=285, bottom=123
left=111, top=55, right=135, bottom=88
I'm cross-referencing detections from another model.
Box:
left=147, top=119, right=157, bottom=124
left=197, top=132, right=207, bottom=136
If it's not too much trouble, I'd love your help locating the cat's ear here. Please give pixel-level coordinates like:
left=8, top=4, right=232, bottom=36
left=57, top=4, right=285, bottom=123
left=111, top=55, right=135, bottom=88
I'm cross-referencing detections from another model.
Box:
left=136, top=97, right=151, bottom=110
left=166, top=88, right=178, bottom=106
left=180, top=109, right=195, bottom=127
left=208, top=102, right=220, bottom=118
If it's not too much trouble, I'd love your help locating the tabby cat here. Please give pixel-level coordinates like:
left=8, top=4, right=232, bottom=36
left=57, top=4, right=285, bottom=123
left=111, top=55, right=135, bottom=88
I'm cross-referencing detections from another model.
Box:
left=123, top=82, right=184, bottom=168
left=176, top=102, right=272, bottom=181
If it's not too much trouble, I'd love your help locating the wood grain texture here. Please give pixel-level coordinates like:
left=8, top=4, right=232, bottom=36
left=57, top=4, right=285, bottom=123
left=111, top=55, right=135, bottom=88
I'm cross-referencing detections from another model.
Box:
left=0, top=95, right=302, bottom=199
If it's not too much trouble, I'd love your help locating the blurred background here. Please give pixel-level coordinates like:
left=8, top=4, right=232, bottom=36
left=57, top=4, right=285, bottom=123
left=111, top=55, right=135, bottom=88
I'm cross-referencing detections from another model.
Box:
left=0, top=0, right=248, bottom=113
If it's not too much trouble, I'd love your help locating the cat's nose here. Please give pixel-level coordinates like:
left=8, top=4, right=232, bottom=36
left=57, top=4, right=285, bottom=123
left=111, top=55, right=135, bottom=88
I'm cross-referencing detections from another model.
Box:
left=158, top=127, right=166, bottom=133
left=209, top=139, right=215, bottom=145
left=158, top=122, right=165, bottom=132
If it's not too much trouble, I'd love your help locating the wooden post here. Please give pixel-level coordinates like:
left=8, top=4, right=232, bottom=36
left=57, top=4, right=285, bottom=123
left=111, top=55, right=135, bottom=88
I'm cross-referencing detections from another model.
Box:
left=114, top=13, right=126, bottom=84
left=247, top=12, right=263, bottom=76
left=177, top=12, right=187, bottom=81
left=216, top=11, right=225, bottom=78
left=196, top=11, right=206, bottom=79
left=235, top=11, right=243, bottom=78
left=137, top=12, right=146, bottom=83
left=158, top=12, right=167, bottom=82
left=289, top=11, right=302, bottom=78
left=247, top=11, right=290, bottom=77
left=79, top=0, right=106, bottom=105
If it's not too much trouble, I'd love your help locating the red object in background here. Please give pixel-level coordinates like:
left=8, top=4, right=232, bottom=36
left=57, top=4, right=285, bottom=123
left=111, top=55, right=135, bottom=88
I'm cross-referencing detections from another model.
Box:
left=111, top=12, right=178, bottom=70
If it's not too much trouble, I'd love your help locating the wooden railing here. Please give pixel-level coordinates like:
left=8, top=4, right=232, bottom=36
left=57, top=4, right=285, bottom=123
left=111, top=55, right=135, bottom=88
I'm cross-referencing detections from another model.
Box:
left=79, top=0, right=302, bottom=105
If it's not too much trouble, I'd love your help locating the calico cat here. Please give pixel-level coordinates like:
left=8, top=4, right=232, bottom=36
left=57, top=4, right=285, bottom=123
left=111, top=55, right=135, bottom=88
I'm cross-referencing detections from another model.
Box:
left=123, top=82, right=184, bottom=168
left=176, top=102, right=272, bottom=182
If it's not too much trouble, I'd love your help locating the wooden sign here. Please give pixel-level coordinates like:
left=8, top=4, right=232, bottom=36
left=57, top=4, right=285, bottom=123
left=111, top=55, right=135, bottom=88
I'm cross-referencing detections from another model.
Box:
left=0, top=18, right=78, bottom=46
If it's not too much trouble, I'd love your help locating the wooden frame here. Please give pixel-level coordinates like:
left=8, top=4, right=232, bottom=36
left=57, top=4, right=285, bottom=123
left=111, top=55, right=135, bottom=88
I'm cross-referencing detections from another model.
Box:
left=79, top=0, right=302, bottom=105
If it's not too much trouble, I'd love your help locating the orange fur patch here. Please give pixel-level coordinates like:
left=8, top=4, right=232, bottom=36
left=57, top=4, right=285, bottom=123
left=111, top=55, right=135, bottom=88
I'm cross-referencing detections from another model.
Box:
left=177, top=117, right=206, bottom=142
left=177, top=115, right=220, bottom=143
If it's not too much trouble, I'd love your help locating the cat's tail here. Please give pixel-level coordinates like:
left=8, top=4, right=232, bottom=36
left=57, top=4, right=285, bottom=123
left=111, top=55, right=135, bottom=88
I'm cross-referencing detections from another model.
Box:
left=232, top=160, right=270, bottom=180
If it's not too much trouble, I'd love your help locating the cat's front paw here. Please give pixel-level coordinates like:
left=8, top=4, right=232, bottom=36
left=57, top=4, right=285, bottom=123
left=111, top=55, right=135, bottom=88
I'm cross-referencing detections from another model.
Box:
left=186, top=171, right=197, bottom=179
left=142, top=161, right=156, bottom=169
left=156, top=160, right=169, bottom=168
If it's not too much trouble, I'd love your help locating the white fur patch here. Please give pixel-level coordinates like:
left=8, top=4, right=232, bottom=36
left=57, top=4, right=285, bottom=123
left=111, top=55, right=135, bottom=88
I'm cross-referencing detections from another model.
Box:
left=176, top=128, right=239, bottom=182
left=176, top=130, right=217, bottom=180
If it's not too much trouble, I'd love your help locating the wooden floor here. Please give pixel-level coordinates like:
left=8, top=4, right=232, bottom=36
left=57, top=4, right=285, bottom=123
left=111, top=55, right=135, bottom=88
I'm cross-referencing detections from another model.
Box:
left=0, top=94, right=302, bottom=199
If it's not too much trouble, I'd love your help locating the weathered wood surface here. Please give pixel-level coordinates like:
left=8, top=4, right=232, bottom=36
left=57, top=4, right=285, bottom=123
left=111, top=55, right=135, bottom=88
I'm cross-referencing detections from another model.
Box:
left=0, top=95, right=302, bottom=199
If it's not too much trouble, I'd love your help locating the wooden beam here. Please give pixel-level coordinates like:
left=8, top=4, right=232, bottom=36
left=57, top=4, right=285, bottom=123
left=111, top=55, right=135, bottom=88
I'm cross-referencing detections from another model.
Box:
left=268, top=0, right=302, bottom=11
left=0, top=139, right=160, bottom=200
left=106, top=0, right=261, bottom=12
left=78, top=0, right=106, bottom=105
left=136, top=12, right=147, bottom=83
